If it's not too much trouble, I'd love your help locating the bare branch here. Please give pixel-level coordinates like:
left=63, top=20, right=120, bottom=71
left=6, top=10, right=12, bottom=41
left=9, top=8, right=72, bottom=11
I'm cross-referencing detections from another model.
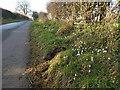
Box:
left=16, top=0, right=31, bottom=15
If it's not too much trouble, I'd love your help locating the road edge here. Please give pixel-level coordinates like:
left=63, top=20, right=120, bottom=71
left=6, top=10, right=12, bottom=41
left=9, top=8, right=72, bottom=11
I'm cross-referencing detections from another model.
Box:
left=0, top=14, right=2, bottom=89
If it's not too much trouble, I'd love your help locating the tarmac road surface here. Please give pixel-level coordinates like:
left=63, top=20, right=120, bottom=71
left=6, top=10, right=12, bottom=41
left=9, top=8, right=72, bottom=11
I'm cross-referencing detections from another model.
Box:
left=1, top=21, right=32, bottom=88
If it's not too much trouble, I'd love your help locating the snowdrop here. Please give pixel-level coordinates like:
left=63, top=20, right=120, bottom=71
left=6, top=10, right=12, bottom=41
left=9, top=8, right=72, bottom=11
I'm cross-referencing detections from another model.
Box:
left=89, top=65, right=91, bottom=68
left=103, top=50, right=107, bottom=53
left=97, top=49, right=101, bottom=53
left=64, top=56, right=66, bottom=59
left=72, top=48, right=74, bottom=51
left=81, top=50, right=83, bottom=54
left=102, top=48, right=105, bottom=50
left=64, top=36, right=67, bottom=38
left=91, top=57, right=94, bottom=61
left=76, top=53, right=80, bottom=56
left=92, top=51, right=94, bottom=53
left=75, top=45, right=77, bottom=47
left=75, top=74, right=77, bottom=76
left=88, top=70, right=91, bottom=72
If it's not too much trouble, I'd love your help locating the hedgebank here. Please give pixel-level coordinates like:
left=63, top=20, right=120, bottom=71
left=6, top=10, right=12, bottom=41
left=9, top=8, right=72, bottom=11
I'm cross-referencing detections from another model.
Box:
left=27, top=20, right=119, bottom=88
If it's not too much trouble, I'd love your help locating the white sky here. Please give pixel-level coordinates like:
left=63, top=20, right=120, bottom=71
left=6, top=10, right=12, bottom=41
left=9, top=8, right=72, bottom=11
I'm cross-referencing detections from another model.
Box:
left=0, top=0, right=117, bottom=13
left=0, top=0, right=50, bottom=13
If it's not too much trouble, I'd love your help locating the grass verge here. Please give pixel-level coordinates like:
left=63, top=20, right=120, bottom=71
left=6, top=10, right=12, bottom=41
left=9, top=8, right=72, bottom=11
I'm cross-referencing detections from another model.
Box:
left=27, top=20, right=119, bottom=88
left=1, top=19, right=25, bottom=24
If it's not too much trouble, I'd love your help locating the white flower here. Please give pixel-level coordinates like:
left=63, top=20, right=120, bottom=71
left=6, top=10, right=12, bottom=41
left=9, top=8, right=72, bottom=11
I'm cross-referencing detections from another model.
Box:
left=91, top=57, right=94, bottom=61
left=81, top=50, right=83, bottom=53
left=73, top=77, right=76, bottom=80
left=72, top=48, right=74, bottom=51
left=108, top=57, right=111, bottom=60
left=75, top=74, right=77, bottom=76
left=64, top=56, right=66, bottom=59
left=97, top=49, right=101, bottom=53
left=76, top=53, right=80, bottom=56
left=113, top=81, right=115, bottom=83
left=64, top=36, right=67, bottom=38
left=89, top=65, right=91, bottom=67
left=89, top=70, right=91, bottom=72
left=103, top=50, right=107, bottom=53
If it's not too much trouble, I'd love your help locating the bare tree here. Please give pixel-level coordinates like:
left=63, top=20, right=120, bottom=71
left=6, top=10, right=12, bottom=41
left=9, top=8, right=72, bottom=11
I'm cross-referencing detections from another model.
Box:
left=16, top=0, right=31, bottom=15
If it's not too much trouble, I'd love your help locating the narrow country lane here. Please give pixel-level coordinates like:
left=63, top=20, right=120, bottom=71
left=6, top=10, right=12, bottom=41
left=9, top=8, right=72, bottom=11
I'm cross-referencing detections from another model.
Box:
left=2, top=21, right=32, bottom=88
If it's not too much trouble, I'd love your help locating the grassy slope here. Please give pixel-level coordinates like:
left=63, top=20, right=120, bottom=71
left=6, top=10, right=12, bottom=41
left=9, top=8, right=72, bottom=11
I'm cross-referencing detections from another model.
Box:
left=28, top=20, right=119, bottom=88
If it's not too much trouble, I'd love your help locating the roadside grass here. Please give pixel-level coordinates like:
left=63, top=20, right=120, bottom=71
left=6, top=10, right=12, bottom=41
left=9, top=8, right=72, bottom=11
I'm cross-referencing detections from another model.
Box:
left=1, top=19, right=25, bottom=24
left=28, top=20, right=119, bottom=88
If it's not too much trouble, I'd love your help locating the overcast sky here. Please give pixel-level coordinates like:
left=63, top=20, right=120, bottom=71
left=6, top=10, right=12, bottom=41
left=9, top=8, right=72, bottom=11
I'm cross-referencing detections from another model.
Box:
left=0, top=0, right=118, bottom=13
left=0, top=0, right=50, bottom=13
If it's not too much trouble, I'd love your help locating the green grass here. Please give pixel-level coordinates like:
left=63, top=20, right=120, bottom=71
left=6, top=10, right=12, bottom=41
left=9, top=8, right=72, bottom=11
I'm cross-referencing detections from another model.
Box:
left=1, top=19, right=25, bottom=24
left=29, top=20, right=119, bottom=88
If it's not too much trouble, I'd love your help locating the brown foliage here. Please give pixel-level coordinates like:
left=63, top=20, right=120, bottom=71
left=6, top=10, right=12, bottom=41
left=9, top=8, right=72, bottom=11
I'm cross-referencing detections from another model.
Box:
left=47, top=1, right=119, bottom=25
left=38, top=12, right=48, bottom=22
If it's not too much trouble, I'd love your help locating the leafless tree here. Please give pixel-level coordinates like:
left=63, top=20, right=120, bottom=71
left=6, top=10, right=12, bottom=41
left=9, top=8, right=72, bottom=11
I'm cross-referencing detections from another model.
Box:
left=16, top=0, right=31, bottom=15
